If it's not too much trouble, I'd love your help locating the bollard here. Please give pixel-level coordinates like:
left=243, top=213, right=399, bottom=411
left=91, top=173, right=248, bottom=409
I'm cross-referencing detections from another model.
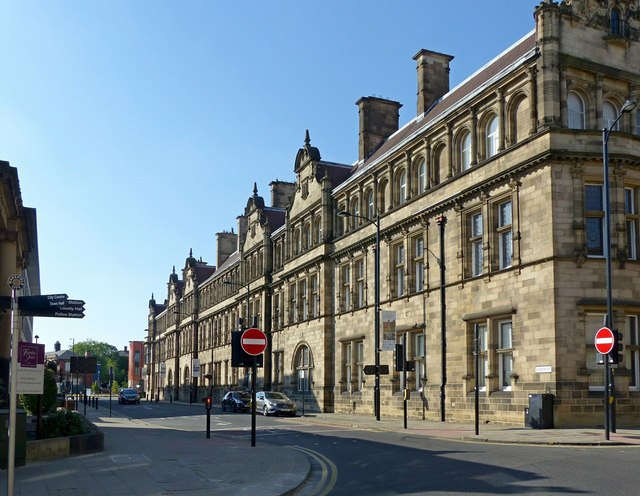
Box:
left=204, top=397, right=212, bottom=438
left=95, top=397, right=98, bottom=410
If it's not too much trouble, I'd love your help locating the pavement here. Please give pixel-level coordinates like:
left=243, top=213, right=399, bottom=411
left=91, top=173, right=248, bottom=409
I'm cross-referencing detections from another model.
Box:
left=2, top=400, right=640, bottom=496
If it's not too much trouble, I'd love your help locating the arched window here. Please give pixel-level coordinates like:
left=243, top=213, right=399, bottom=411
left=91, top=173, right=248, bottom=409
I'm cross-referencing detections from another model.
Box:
left=510, top=95, right=530, bottom=144
left=293, top=228, right=301, bottom=255
left=568, top=92, right=585, bottom=129
left=603, top=101, right=619, bottom=131
left=460, top=131, right=471, bottom=171
left=416, top=159, right=427, bottom=194
left=397, top=170, right=407, bottom=205
left=350, top=198, right=360, bottom=228
left=433, top=144, right=445, bottom=186
left=296, top=345, right=312, bottom=392
left=611, top=7, right=621, bottom=36
left=167, top=369, right=173, bottom=387
left=303, top=223, right=311, bottom=249
left=183, top=366, right=190, bottom=386
left=336, top=204, right=346, bottom=236
left=378, top=180, right=388, bottom=214
left=366, top=189, right=374, bottom=220
left=313, top=216, right=322, bottom=244
left=486, top=116, right=499, bottom=158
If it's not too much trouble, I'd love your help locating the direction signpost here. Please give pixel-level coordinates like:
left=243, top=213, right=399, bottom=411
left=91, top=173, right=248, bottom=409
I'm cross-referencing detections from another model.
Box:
left=18, top=294, right=85, bottom=318
left=240, top=328, right=266, bottom=448
left=6, top=287, right=86, bottom=496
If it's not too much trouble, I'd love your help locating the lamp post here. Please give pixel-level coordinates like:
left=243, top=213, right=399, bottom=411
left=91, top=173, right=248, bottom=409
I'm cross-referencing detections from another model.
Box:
left=436, top=215, right=447, bottom=422
left=602, top=98, right=637, bottom=440
left=337, top=210, right=381, bottom=421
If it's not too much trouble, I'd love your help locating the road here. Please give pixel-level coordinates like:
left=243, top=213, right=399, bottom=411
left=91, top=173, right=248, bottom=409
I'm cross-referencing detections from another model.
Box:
left=111, top=401, right=640, bottom=495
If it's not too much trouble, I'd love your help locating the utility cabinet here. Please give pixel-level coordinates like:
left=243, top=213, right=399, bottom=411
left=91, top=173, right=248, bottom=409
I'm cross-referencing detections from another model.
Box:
left=527, top=394, right=554, bottom=429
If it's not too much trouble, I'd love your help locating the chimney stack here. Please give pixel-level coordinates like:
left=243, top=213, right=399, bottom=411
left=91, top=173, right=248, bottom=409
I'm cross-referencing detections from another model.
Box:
left=413, top=49, right=454, bottom=115
left=357, top=96, right=402, bottom=162
left=270, top=180, right=295, bottom=209
left=216, top=230, right=238, bottom=267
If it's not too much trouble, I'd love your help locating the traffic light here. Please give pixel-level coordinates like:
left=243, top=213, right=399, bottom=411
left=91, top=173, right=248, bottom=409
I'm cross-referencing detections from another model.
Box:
left=395, top=344, right=404, bottom=371
left=609, top=329, right=624, bottom=364
left=204, top=397, right=213, bottom=410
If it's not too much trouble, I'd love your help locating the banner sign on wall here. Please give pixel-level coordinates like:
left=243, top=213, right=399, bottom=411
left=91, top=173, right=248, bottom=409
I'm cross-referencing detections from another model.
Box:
left=381, top=310, right=397, bottom=351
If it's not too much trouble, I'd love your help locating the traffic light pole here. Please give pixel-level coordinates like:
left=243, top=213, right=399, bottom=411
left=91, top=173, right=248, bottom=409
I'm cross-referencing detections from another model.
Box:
left=251, top=356, right=257, bottom=447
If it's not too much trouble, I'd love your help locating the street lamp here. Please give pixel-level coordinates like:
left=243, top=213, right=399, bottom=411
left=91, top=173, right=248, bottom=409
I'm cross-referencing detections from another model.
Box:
left=602, top=98, right=637, bottom=440
left=337, top=209, right=381, bottom=421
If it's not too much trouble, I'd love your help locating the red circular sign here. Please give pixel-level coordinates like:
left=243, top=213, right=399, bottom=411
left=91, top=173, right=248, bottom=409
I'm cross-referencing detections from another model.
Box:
left=241, top=328, right=267, bottom=356
left=595, top=327, right=615, bottom=354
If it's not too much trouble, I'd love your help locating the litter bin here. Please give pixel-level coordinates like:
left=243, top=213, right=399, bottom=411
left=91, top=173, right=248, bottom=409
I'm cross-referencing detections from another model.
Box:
left=0, top=409, right=26, bottom=469
left=527, top=393, right=554, bottom=429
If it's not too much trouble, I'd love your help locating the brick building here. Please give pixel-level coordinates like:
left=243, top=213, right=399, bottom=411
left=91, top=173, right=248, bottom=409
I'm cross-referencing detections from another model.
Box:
left=146, top=0, right=640, bottom=426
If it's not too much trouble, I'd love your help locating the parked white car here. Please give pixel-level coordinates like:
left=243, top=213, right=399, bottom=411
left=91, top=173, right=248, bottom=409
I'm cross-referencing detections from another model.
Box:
left=255, top=391, right=297, bottom=416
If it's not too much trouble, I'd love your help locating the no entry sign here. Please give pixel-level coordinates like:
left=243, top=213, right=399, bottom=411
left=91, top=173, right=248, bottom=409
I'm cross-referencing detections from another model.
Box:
left=595, top=327, right=615, bottom=354
left=241, top=328, right=267, bottom=356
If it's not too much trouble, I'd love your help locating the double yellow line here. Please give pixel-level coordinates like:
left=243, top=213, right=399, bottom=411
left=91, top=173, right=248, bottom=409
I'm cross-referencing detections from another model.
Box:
left=290, top=445, right=338, bottom=496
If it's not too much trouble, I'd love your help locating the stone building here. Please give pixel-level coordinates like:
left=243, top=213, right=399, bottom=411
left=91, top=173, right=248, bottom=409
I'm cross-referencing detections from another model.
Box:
left=146, top=0, right=640, bottom=426
left=0, top=160, right=39, bottom=408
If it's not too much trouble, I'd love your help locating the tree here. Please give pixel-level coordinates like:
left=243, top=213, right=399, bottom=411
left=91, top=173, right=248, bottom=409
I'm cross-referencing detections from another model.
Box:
left=72, top=340, right=123, bottom=387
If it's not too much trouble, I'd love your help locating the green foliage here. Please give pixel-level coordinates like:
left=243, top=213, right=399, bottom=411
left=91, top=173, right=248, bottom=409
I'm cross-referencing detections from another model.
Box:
left=41, top=410, right=86, bottom=439
left=73, top=339, right=127, bottom=385
left=91, top=381, right=100, bottom=394
left=111, top=380, right=120, bottom=394
left=19, top=368, right=59, bottom=415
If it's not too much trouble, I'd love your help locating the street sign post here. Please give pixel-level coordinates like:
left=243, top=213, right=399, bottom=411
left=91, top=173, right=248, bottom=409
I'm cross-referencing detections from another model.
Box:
left=240, top=328, right=267, bottom=356
left=239, top=328, right=266, bottom=449
left=595, top=327, right=615, bottom=355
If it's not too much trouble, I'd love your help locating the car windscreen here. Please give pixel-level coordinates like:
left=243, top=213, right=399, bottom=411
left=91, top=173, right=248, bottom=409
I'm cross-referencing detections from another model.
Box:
left=265, top=393, right=287, bottom=400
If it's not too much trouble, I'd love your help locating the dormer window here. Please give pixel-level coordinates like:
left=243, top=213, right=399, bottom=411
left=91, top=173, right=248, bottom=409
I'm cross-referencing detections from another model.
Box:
left=610, top=8, right=622, bottom=36
left=605, top=7, right=631, bottom=46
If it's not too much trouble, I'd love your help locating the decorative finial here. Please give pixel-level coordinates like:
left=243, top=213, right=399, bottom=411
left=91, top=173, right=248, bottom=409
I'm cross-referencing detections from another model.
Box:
left=253, top=182, right=258, bottom=196
left=304, top=129, right=311, bottom=147
left=172, top=265, right=176, bottom=274
left=189, top=248, right=193, bottom=257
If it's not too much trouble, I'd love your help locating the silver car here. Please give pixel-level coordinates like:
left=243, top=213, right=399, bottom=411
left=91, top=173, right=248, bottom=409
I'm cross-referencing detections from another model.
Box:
left=256, top=391, right=297, bottom=416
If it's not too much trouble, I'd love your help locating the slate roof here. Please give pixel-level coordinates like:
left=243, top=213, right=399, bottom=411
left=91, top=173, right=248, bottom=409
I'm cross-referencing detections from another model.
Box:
left=349, top=31, right=537, bottom=179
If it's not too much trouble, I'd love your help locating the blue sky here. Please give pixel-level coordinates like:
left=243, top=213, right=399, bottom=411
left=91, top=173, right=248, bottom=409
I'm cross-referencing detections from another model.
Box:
left=0, top=1, right=535, bottom=351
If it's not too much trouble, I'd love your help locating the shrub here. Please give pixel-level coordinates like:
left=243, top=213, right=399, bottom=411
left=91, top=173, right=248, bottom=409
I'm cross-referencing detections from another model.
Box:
left=41, top=410, right=87, bottom=439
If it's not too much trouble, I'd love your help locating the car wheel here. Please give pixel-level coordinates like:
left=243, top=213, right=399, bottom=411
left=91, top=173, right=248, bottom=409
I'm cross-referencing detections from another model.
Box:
left=263, top=406, right=269, bottom=417
left=233, top=403, right=237, bottom=413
